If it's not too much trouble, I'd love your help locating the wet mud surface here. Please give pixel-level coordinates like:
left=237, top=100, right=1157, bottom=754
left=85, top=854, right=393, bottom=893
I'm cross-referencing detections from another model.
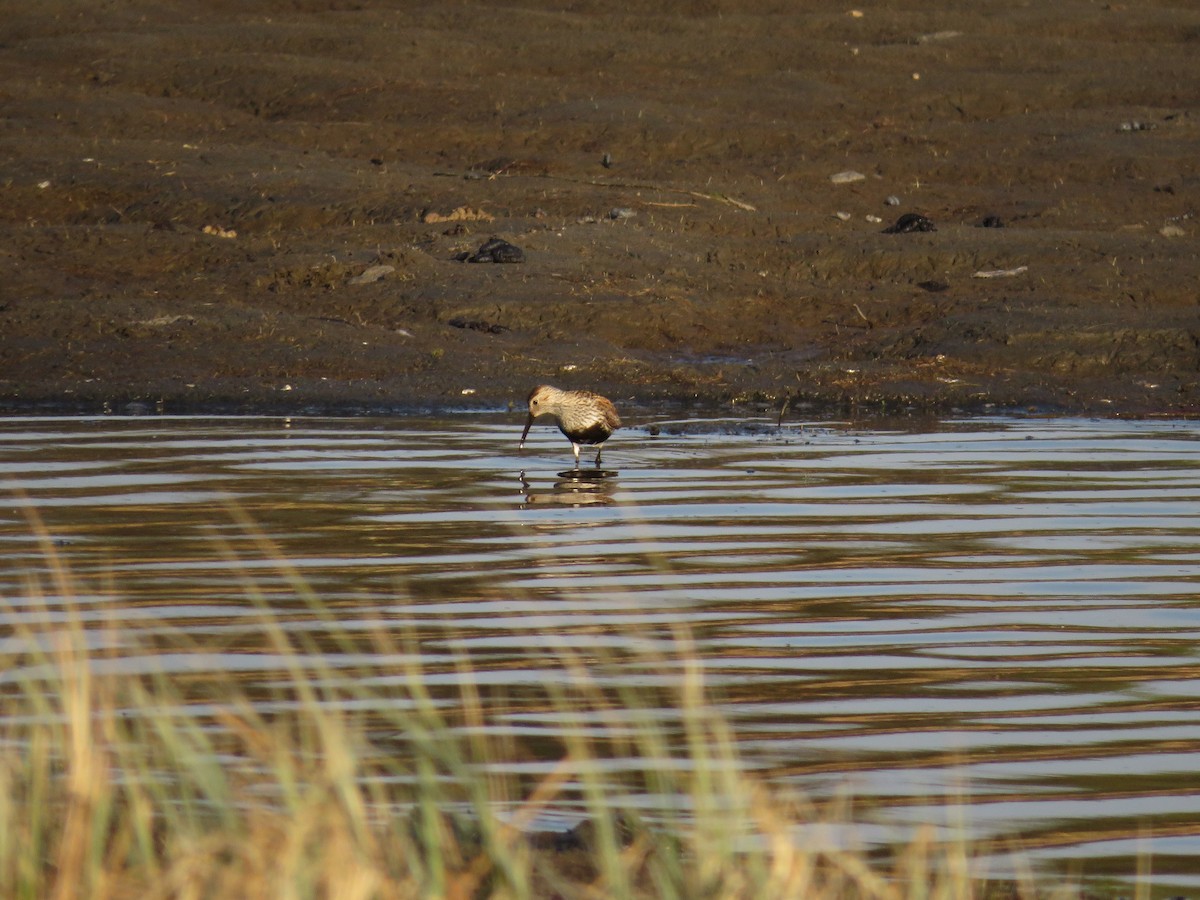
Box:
left=2, top=1, right=1198, bottom=418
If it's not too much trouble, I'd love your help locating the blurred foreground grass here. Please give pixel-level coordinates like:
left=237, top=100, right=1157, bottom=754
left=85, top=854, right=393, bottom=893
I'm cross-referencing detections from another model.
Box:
left=0, top=519, right=1079, bottom=899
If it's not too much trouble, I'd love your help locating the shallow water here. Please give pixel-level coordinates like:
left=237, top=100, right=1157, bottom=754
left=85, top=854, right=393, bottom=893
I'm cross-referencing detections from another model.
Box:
left=3, top=413, right=1199, bottom=889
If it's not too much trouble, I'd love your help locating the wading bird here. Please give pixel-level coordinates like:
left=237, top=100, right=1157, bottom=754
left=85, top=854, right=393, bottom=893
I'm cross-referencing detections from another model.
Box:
left=519, top=385, right=621, bottom=468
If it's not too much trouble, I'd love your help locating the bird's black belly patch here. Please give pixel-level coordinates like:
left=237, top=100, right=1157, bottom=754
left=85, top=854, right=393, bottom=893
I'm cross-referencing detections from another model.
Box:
left=561, top=422, right=610, bottom=444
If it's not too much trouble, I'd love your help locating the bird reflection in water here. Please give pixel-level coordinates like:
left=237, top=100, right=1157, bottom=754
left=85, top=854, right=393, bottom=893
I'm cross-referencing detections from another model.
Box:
left=518, top=467, right=618, bottom=507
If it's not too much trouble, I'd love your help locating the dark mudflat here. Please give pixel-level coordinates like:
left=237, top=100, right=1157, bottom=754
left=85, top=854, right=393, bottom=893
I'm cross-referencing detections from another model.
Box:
left=2, top=2, right=1198, bottom=418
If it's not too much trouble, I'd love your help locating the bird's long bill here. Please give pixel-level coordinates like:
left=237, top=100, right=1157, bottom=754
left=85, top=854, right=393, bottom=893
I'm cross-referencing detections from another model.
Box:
left=519, top=413, right=535, bottom=449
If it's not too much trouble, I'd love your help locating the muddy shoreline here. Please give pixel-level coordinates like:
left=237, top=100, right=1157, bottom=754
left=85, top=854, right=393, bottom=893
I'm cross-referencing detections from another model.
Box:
left=2, top=2, right=1198, bottom=419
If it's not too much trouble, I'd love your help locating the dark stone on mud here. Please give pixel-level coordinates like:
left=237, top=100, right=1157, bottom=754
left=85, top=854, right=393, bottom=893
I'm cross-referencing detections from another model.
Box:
left=448, top=317, right=509, bottom=334
left=882, top=213, right=936, bottom=234
left=917, top=280, right=950, bottom=292
left=979, top=215, right=1005, bottom=228
left=459, top=237, right=525, bottom=263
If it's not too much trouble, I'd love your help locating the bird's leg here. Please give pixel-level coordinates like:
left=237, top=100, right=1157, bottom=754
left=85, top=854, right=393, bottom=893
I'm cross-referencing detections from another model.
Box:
left=571, top=443, right=582, bottom=469
left=594, top=446, right=603, bottom=467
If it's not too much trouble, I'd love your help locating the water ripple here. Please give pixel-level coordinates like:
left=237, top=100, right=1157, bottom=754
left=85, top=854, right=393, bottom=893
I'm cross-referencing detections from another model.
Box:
left=2, top=413, right=1198, bottom=885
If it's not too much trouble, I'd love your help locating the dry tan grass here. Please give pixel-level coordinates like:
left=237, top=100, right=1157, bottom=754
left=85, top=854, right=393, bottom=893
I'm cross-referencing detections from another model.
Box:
left=0, top=513, right=1074, bottom=899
